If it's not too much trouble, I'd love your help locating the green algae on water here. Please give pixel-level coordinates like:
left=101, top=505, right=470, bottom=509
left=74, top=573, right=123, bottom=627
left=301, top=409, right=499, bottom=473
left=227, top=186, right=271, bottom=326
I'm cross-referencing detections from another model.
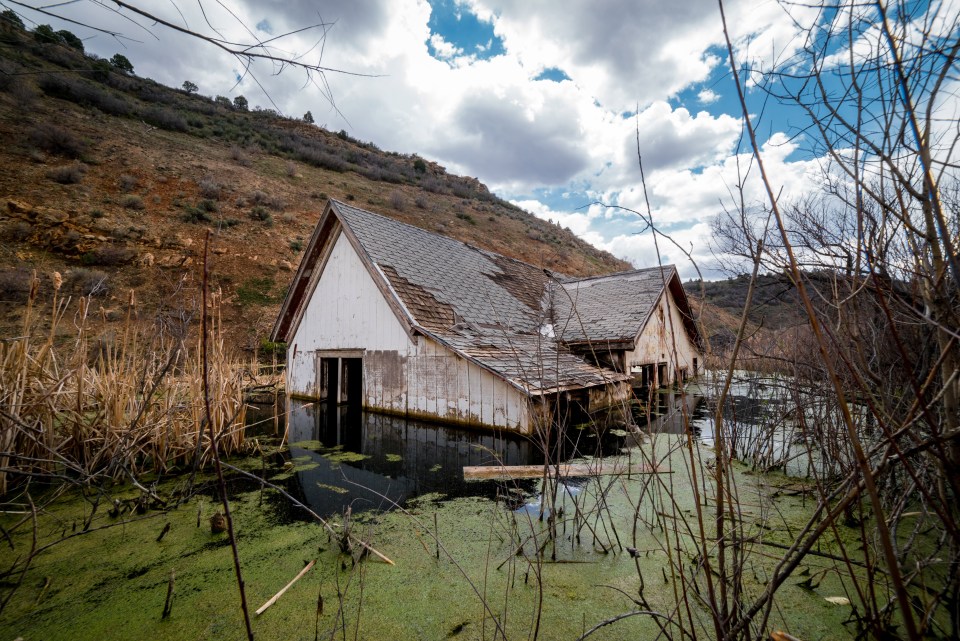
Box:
left=288, top=440, right=324, bottom=450
left=323, top=451, right=369, bottom=463
left=315, top=482, right=349, bottom=494
left=0, top=435, right=928, bottom=641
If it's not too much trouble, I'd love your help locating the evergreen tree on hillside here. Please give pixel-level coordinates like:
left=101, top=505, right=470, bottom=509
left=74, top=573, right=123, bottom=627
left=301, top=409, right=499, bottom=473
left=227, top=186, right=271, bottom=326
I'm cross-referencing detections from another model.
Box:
left=110, top=53, right=134, bottom=74
left=33, top=24, right=59, bottom=44
left=1, top=9, right=24, bottom=29
left=56, top=30, right=84, bottom=52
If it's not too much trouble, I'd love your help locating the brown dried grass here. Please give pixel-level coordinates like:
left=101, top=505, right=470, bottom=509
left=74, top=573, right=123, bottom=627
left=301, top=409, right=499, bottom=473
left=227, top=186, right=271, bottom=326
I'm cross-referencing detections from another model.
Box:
left=0, top=272, right=249, bottom=494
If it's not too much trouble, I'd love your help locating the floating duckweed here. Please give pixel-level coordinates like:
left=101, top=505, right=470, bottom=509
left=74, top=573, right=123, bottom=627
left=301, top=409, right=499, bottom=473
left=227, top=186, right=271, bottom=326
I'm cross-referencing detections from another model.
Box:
left=324, top=451, right=369, bottom=463
left=0, top=438, right=901, bottom=641
left=315, top=482, right=349, bottom=494
left=288, top=440, right=325, bottom=450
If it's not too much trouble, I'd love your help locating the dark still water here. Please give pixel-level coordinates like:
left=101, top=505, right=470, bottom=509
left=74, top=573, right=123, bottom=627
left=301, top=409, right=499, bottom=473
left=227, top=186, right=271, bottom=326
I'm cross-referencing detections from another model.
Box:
left=283, top=401, right=538, bottom=515
left=270, top=392, right=704, bottom=518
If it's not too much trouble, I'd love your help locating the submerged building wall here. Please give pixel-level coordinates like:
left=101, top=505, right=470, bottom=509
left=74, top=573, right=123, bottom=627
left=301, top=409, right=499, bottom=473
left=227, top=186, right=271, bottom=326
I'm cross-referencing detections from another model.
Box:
left=286, top=231, right=532, bottom=432
left=625, top=289, right=700, bottom=386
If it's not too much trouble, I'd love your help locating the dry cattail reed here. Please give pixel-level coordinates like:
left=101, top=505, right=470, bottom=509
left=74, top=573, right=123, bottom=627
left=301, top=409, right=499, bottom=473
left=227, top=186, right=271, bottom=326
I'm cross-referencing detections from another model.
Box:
left=0, top=281, right=249, bottom=494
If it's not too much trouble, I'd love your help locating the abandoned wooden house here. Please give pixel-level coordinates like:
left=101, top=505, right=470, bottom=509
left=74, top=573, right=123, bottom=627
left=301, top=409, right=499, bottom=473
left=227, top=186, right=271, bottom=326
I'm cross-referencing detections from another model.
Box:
left=271, top=199, right=702, bottom=434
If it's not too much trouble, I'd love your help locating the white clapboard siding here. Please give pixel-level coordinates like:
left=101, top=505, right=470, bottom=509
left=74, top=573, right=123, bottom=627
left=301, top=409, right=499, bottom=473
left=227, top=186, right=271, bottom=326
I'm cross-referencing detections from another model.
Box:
left=288, top=230, right=531, bottom=432
left=296, top=231, right=413, bottom=353
left=288, top=231, right=413, bottom=396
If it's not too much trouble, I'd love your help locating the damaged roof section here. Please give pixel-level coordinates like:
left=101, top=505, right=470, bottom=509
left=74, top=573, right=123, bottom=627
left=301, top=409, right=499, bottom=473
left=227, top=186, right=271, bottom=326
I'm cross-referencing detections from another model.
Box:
left=379, top=264, right=456, bottom=331
left=432, top=329, right=626, bottom=394
left=336, top=201, right=547, bottom=332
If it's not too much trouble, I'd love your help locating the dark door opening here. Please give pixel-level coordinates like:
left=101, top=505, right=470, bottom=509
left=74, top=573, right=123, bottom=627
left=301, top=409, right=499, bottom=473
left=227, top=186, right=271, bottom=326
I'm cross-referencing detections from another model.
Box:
left=634, top=364, right=654, bottom=389
left=341, top=358, right=363, bottom=406
left=319, top=357, right=338, bottom=402
left=318, top=355, right=363, bottom=448
left=318, top=356, right=363, bottom=406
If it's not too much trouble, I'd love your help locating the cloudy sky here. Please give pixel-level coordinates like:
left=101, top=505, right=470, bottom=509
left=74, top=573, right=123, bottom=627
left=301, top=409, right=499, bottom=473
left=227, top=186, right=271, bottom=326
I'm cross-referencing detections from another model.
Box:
left=11, top=0, right=844, bottom=279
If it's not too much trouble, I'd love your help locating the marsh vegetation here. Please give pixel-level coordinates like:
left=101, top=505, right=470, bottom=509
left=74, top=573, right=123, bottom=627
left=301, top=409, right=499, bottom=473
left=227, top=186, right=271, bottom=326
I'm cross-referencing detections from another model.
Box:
left=1, top=340, right=955, bottom=640
left=1, top=0, right=959, bottom=639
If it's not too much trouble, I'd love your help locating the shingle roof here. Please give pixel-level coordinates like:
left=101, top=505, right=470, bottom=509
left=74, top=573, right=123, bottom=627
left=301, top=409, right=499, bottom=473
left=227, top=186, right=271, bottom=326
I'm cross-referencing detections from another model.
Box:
left=333, top=201, right=628, bottom=393
left=434, top=329, right=622, bottom=392
left=551, top=266, right=677, bottom=344
left=276, top=201, right=696, bottom=394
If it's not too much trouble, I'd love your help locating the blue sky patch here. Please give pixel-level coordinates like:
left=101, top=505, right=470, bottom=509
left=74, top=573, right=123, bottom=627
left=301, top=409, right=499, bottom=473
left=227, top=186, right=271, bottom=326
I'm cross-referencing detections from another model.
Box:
left=675, top=54, right=742, bottom=120
left=523, top=187, right=569, bottom=211
left=525, top=186, right=598, bottom=215
left=534, top=67, right=570, bottom=83
left=674, top=61, right=821, bottom=163
left=426, top=0, right=505, bottom=60
left=255, top=19, right=272, bottom=35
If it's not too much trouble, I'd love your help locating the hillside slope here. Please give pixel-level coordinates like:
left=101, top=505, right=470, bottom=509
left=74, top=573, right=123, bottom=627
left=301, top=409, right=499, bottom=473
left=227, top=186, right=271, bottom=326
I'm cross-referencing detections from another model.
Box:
left=685, top=273, right=806, bottom=332
left=0, top=21, right=630, bottom=351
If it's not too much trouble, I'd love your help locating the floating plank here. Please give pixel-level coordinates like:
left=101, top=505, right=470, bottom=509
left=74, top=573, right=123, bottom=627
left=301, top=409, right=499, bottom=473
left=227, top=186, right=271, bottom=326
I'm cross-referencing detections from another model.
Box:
left=463, top=461, right=659, bottom=481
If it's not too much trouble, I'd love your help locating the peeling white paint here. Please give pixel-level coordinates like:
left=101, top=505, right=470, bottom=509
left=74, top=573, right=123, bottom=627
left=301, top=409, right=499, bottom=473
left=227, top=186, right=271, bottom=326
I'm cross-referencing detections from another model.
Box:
left=287, top=231, right=532, bottom=433
left=625, top=289, right=699, bottom=384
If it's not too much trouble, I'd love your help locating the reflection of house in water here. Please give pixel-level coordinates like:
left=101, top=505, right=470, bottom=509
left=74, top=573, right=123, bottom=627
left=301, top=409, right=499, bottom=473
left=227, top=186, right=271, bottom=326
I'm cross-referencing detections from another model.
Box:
left=272, top=200, right=703, bottom=434
left=286, top=401, right=537, bottom=515
left=634, top=389, right=705, bottom=436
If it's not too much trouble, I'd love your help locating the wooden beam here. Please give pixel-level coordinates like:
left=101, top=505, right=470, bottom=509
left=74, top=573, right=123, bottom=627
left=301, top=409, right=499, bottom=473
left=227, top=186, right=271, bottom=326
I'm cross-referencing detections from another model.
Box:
left=463, top=460, right=660, bottom=481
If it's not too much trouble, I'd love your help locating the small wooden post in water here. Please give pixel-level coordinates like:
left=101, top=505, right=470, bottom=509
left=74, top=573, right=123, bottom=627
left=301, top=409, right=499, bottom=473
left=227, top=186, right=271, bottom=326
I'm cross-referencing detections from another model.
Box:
left=272, top=359, right=280, bottom=436
left=161, top=569, right=175, bottom=618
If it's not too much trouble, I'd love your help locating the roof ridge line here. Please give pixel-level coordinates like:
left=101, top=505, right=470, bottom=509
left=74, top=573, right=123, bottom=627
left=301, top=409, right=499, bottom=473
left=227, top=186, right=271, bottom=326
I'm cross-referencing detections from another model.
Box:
left=332, top=199, right=567, bottom=278
left=562, top=264, right=676, bottom=284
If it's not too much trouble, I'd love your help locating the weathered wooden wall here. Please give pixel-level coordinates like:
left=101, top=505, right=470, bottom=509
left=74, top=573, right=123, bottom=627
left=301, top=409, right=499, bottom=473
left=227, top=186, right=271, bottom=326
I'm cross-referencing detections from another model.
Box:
left=588, top=381, right=632, bottom=410
left=287, top=231, right=411, bottom=398
left=625, top=289, right=700, bottom=385
left=287, top=231, right=531, bottom=432
left=370, top=337, right=530, bottom=431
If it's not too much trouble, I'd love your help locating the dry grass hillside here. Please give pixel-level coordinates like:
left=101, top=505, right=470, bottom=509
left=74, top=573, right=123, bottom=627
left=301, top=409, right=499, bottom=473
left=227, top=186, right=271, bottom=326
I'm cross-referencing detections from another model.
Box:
left=0, top=20, right=630, bottom=352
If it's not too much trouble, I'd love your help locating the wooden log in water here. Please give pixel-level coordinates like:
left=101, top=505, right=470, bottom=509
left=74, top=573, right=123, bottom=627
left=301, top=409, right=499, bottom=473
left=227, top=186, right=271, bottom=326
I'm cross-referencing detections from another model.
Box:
left=463, top=461, right=661, bottom=481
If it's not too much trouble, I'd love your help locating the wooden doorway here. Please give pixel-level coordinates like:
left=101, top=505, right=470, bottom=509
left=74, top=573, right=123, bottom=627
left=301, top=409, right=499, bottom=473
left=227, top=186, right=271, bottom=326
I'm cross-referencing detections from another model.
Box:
left=317, top=352, right=364, bottom=406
